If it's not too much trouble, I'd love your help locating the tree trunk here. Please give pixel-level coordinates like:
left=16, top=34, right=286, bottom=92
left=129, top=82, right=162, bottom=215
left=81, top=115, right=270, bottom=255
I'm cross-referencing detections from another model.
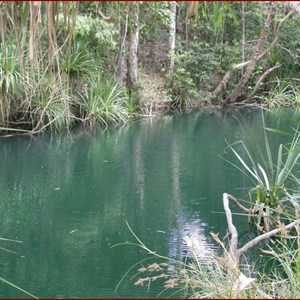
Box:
left=241, top=2, right=245, bottom=74
left=226, top=3, right=275, bottom=104
left=115, top=3, right=129, bottom=82
left=211, top=7, right=293, bottom=104
left=127, top=1, right=139, bottom=89
left=168, top=1, right=177, bottom=74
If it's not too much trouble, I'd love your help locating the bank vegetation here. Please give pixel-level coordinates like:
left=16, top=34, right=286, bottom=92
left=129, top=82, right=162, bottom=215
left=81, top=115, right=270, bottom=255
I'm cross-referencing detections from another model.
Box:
left=0, top=2, right=300, bottom=134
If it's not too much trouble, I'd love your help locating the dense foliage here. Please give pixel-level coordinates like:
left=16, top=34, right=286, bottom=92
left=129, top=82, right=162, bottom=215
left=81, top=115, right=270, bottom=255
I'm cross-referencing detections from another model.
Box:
left=0, top=2, right=299, bottom=133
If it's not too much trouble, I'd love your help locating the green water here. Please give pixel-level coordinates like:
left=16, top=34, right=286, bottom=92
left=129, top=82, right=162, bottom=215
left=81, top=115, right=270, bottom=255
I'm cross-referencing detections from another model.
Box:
left=0, top=108, right=297, bottom=298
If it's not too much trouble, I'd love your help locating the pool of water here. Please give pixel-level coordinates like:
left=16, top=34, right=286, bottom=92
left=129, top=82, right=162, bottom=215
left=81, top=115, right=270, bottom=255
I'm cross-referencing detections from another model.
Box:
left=0, top=107, right=297, bottom=298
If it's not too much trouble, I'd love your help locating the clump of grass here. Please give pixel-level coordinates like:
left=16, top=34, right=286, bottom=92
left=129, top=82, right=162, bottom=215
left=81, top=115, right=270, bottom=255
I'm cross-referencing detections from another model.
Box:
left=78, top=75, right=130, bottom=128
left=260, top=240, right=300, bottom=298
left=263, top=80, right=297, bottom=108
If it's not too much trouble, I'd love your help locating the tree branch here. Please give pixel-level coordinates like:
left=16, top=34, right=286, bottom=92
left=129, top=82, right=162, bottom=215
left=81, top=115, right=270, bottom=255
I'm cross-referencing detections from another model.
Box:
left=256, top=10, right=294, bottom=63
left=226, top=193, right=252, bottom=214
left=223, top=193, right=239, bottom=264
left=237, top=218, right=300, bottom=258
left=246, top=63, right=281, bottom=102
left=211, top=63, right=249, bottom=102
left=223, top=192, right=300, bottom=265
left=225, top=3, right=275, bottom=104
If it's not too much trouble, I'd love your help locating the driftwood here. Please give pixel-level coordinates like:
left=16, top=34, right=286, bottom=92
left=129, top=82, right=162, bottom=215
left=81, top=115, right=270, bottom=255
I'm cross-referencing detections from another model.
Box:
left=223, top=193, right=300, bottom=265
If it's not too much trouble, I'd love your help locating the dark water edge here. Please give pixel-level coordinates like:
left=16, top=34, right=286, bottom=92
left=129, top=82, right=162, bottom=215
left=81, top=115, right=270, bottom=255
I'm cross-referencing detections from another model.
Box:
left=0, top=107, right=299, bottom=298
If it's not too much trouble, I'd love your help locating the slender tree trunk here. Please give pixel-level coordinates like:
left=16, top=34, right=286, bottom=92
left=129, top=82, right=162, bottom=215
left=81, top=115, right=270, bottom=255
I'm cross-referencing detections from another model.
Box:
left=241, top=2, right=245, bottom=75
left=226, top=3, right=275, bottom=104
left=45, top=2, right=57, bottom=63
left=127, top=1, right=139, bottom=89
left=185, top=2, right=199, bottom=50
left=115, top=3, right=129, bottom=82
left=168, top=1, right=177, bottom=74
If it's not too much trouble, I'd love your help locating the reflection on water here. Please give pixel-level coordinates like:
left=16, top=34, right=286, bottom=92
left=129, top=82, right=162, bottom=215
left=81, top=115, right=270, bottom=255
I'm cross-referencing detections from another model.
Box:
left=0, top=108, right=298, bottom=298
left=169, top=217, right=215, bottom=261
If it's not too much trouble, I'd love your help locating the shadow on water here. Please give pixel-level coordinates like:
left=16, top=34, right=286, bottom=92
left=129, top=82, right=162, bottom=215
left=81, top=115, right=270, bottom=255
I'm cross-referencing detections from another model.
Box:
left=0, top=107, right=299, bottom=298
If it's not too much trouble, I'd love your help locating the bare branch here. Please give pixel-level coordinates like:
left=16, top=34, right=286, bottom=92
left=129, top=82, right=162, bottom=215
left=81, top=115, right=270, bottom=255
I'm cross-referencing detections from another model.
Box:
left=287, top=2, right=300, bottom=17
left=237, top=218, right=300, bottom=258
left=97, top=8, right=113, bottom=21
left=211, top=61, right=252, bottom=101
left=227, top=193, right=252, bottom=214
left=223, top=193, right=239, bottom=264
left=226, top=3, right=276, bottom=103
left=211, top=6, right=294, bottom=103
left=223, top=192, right=300, bottom=266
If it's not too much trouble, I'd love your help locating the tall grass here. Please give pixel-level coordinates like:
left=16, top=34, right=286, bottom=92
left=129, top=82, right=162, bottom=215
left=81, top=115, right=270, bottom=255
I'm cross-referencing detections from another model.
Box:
left=260, top=240, right=300, bottom=298
left=62, top=41, right=98, bottom=77
left=0, top=39, right=26, bottom=124
left=0, top=236, right=38, bottom=298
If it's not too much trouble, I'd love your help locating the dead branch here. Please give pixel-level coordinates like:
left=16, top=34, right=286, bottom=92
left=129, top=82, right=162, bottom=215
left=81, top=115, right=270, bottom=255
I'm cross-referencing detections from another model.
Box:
left=226, top=193, right=251, bottom=214
left=237, top=218, right=300, bottom=258
left=223, top=193, right=239, bottom=264
left=223, top=193, right=300, bottom=265
left=97, top=8, right=113, bottom=22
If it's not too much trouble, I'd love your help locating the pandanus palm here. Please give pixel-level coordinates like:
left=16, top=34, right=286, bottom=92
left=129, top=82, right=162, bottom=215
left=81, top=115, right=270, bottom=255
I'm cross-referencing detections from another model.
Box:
left=225, top=111, right=300, bottom=232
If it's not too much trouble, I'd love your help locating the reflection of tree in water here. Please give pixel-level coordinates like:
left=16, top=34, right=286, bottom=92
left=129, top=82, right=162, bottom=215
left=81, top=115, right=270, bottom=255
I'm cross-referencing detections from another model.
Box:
left=168, top=217, right=215, bottom=262
left=168, top=122, right=215, bottom=266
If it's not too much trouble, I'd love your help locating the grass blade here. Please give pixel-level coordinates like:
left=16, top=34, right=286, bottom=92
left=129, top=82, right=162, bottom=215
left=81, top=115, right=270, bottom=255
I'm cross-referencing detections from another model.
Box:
left=0, top=277, right=38, bottom=299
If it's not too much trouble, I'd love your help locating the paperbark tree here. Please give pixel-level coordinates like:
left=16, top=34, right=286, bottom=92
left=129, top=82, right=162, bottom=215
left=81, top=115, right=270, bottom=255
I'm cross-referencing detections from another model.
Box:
left=127, top=1, right=139, bottom=89
left=115, top=3, right=129, bottom=82
left=168, top=1, right=177, bottom=74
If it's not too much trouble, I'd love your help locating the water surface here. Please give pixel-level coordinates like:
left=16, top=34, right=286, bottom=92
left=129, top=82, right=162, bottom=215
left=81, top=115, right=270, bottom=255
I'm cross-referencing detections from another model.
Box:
left=0, top=108, right=296, bottom=298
